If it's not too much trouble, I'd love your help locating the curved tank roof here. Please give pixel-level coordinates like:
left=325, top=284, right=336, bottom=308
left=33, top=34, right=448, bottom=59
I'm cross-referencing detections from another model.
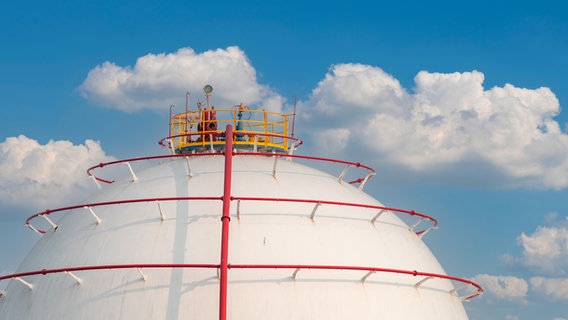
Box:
left=0, top=88, right=481, bottom=319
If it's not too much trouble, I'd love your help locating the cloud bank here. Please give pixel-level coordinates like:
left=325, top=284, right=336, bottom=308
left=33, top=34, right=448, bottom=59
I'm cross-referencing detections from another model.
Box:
left=300, top=63, right=567, bottom=189
left=530, top=277, right=568, bottom=301
left=0, top=135, right=115, bottom=212
left=481, top=218, right=568, bottom=303
left=518, top=221, right=568, bottom=275
left=471, top=274, right=528, bottom=302
left=79, top=46, right=283, bottom=112
left=79, top=47, right=568, bottom=189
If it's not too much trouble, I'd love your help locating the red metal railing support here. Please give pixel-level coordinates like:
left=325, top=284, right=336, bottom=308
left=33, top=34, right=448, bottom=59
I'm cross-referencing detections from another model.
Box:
left=219, top=125, right=233, bottom=320
left=0, top=263, right=483, bottom=301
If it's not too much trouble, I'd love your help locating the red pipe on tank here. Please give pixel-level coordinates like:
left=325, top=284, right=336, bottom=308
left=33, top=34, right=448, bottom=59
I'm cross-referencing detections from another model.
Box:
left=185, top=91, right=190, bottom=133
left=219, top=125, right=233, bottom=320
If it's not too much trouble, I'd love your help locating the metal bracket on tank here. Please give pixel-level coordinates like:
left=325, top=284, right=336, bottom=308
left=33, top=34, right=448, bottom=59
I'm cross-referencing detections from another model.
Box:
left=125, top=162, right=138, bottom=182
left=309, top=203, right=321, bottom=220
left=236, top=200, right=241, bottom=220
left=292, top=268, right=301, bottom=279
left=418, top=225, right=437, bottom=239
left=361, top=271, right=376, bottom=283
left=409, top=217, right=426, bottom=232
left=137, top=268, right=147, bottom=281
left=272, top=152, right=278, bottom=178
left=168, top=139, right=175, bottom=155
left=357, top=172, right=375, bottom=190
left=415, top=276, right=434, bottom=287
left=26, top=223, right=44, bottom=236
left=14, top=277, right=33, bottom=290
left=449, top=283, right=472, bottom=301
left=337, top=164, right=352, bottom=183
left=156, top=201, right=166, bottom=221
left=253, top=136, right=258, bottom=152
left=84, top=206, right=102, bottom=225
left=90, top=174, right=102, bottom=189
left=40, top=213, right=58, bottom=231
left=209, top=134, right=215, bottom=152
left=65, top=271, right=83, bottom=285
left=185, top=156, right=193, bottom=178
left=371, top=209, right=386, bottom=224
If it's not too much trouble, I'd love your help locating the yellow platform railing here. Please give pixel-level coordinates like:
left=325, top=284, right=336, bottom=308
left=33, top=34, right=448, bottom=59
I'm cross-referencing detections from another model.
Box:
left=170, top=108, right=293, bottom=153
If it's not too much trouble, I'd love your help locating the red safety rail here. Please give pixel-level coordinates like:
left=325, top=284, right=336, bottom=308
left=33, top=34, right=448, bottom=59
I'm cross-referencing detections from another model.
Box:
left=87, top=148, right=374, bottom=189
left=0, top=263, right=483, bottom=302
left=87, top=153, right=222, bottom=184
left=24, top=196, right=437, bottom=236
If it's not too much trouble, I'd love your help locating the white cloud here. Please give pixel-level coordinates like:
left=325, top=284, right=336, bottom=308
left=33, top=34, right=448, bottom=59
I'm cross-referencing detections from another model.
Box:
left=0, top=135, right=115, bottom=211
left=472, top=274, right=528, bottom=301
left=79, top=50, right=568, bottom=190
left=301, top=64, right=568, bottom=189
left=518, top=222, right=568, bottom=275
left=307, top=63, right=408, bottom=118
left=79, top=46, right=284, bottom=113
left=530, top=277, right=568, bottom=301
left=312, top=128, right=351, bottom=156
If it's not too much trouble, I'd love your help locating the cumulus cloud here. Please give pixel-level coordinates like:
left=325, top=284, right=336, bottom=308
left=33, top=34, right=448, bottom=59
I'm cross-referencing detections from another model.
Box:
left=79, top=46, right=284, bottom=113
left=491, top=218, right=568, bottom=304
left=530, top=277, right=568, bottom=301
left=472, top=274, right=528, bottom=301
left=517, top=221, right=568, bottom=275
left=300, top=63, right=568, bottom=189
left=79, top=49, right=568, bottom=189
left=0, top=135, right=115, bottom=211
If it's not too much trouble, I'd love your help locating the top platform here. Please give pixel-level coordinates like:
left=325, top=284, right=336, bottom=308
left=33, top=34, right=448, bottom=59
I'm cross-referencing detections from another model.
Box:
left=166, top=86, right=296, bottom=154
left=170, top=105, right=294, bottom=154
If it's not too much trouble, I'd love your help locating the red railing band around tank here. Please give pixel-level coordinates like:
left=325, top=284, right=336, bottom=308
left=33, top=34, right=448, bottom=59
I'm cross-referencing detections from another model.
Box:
left=0, top=263, right=482, bottom=302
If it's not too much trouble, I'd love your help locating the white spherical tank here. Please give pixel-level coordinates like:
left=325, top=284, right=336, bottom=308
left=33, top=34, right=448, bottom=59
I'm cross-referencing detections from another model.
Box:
left=0, top=93, right=481, bottom=319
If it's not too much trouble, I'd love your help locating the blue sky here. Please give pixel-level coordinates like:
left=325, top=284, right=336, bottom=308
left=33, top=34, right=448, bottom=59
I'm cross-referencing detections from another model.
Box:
left=1, top=1, right=568, bottom=319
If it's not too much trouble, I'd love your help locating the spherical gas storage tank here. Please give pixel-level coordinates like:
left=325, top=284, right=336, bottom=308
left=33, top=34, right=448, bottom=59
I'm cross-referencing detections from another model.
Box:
left=0, top=92, right=481, bottom=319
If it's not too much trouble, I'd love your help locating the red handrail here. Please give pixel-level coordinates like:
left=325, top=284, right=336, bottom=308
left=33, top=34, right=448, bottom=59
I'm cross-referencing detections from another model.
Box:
left=25, top=196, right=222, bottom=234
left=0, top=263, right=482, bottom=301
left=230, top=196, right=438, bottom=233
left=87, top=150, right=374, bottom=188
left=87, top=152, right=224, bottom=184
left=24, top=196, right=436, bottom=236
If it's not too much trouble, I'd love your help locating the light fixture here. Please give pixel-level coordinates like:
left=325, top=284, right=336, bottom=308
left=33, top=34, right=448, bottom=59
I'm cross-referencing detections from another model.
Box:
left=203, top=85, right=213, bottom=94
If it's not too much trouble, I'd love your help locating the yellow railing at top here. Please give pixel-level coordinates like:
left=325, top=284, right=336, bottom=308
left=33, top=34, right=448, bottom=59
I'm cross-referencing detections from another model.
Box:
left=170, top=108, right=293, bottom=153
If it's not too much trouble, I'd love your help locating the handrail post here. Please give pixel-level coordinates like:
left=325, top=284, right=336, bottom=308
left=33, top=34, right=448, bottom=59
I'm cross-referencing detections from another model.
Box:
left=40, top=213, right=59, bottom=231
left=125, top=162, right=138, bottom=181
left=14, top=277, right=33, bottom=290
left=310, top=202, right=321, bottom=221
left=84, top=206, right=102, bottom=225
left=90, top=174, right=102, bottom=189
left=219, top=125, right=234, bottom=320
left=185, top=156, right=193, bottom=178
left=337, top=164, right=352, bottom=183
left=358, top=172, right=376, bottom=190
left=65, top=271, right=83, bottom=285
left=272, top=152, right=278, bottom=178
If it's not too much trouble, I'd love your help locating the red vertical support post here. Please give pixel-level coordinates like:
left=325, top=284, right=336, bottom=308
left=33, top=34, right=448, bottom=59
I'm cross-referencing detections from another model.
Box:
left=219, top=124, right=233, bottom=320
